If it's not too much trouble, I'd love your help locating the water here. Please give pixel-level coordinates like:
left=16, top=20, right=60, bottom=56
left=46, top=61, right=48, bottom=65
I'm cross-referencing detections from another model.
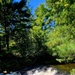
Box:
left=1, top=66, right=68, bottom=75
left=51, top=63, right=75, bottom=73
left=1, top=63, right=75, bottom=75
left=19, top=65, right=69, bottom=75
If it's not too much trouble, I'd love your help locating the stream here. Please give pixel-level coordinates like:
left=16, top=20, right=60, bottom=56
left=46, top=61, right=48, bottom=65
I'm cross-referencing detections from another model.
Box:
left=0, top=63, right=75, bottom=75
left=0, top=65, right=70, bottom=75
left=51, top=63, right=75, bottom=73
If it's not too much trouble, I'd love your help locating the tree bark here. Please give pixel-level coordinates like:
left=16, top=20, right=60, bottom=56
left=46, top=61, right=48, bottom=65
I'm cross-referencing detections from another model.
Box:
left=0, top=37, right=1, bottom=50
left=3, top=0, right=9, bottom=51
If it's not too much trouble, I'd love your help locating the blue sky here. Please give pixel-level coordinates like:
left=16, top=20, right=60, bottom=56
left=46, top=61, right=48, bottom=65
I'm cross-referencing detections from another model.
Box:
left=13, top=0, right=45, bottom=14
left=29, top=0, right=45, bottom=14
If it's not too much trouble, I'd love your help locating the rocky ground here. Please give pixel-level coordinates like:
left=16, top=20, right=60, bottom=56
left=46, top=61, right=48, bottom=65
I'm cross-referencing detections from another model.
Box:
left=0, top=65, right=70, bottom=75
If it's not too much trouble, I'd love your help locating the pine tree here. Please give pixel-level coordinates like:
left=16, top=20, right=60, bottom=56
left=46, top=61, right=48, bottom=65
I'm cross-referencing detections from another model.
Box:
left=0, top=0, right=31, bottom=52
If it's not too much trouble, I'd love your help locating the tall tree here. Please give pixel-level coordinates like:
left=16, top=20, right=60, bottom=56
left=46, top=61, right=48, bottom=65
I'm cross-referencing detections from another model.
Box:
left=29, top=4, right=52, bottom=59
left=45, top=0, right=75, bottom=62
left=0, top=0, right=31, bottom=53
left=0, top=0, right=33, bottom=71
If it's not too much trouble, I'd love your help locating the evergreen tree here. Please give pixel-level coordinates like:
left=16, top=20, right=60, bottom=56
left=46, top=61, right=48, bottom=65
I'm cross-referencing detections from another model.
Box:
left=0, top=0, right=32, bottom=72
left=0, top=0, right=31, bottom=52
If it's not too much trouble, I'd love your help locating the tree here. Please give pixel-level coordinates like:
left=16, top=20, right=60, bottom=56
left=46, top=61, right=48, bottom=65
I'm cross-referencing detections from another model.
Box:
left=26, top=4, right=54, bottom=64
left=0, top=0, right=33, bottom=72
left=45, top=0, right=75, bottom=62
left=0, top=0, right=31, bottom=52
left=31, top=4, right=47, bottom=55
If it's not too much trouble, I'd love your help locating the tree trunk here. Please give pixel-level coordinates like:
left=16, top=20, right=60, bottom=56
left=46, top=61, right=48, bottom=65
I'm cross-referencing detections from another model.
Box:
left=6, top=31, right=9, bottom=51
left=3, top=0, right=9, bottom=51
left=0, top=37, right=1, bottom=50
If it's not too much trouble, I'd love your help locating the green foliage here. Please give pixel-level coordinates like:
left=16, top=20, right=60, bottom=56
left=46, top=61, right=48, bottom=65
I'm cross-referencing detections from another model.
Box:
left=1, top=0, right=75, bottom=72
left=0, top=24, right=5, bottom=37
left=0, top=0, right=34, bottom=72
left=70, top=69, right=75, bottom=75
left=35, top=4, right=52, bottom=27
left=46, top=25, right=75, bottom=62
left=45, top=0, right=75, bottom=63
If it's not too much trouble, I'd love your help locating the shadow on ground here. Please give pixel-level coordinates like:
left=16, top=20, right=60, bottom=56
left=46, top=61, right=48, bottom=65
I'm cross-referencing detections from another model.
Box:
left=0, top=50, right=59, bottom=73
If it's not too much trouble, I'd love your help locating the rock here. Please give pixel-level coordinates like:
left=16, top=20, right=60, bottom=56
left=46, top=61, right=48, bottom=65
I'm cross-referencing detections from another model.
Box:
left=3, top=70, right=7, bottom=74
